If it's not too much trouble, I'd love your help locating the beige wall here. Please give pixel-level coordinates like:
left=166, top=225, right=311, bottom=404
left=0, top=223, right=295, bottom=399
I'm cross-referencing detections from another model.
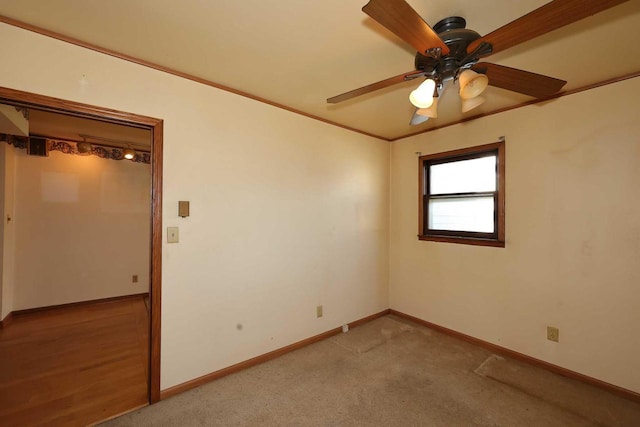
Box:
left=0, top=142, right=16, bottom=319
left=0, top=24, right=390, bottom=389
left=8, top=18, right=634, bottom=397
left=12, top=149, right=150, bottom=309
left=390, top=77, right=640, bottom=393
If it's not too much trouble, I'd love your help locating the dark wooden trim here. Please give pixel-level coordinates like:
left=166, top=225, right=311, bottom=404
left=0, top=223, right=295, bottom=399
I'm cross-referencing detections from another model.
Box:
left=417, top=235, right=505, bottom=247
left=0, top=311, right=14, bottom=329
left=0, top=15, right=389, bottom=142
left=159, top=329, right=342, bottom=400
left=418, top=142, right=502, bottom=161
left=10, top=293, right=149, bottom=316
left=418, top=141, right=505, bottom=247
left=389, top=309, right=640, bottom=404
left=160, top=309, right=391, bottom=400
left=418, top=154, right=425, bottom=238
left=348, top=309, right=391, bottom=329
left=0, top=86, right=163, bottom=405
left=1, top=15, right=638, bottom=143
left=149, top=120, right=163, bottom=404
left=0, top=87, right=157, bottom=128
left=497, top=139, right=506, bottom=243
left=392, top=72, right=640, bottom=142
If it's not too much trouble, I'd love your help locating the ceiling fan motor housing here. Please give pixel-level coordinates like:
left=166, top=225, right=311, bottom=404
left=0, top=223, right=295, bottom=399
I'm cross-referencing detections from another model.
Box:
left=415, top=16, right=482, bottom=82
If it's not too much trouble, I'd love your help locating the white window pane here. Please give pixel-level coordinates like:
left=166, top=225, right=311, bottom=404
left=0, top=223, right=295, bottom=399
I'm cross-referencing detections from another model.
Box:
left=430, top=155, right=496, bottom=194
left=429, top=196, right=495, bottom=233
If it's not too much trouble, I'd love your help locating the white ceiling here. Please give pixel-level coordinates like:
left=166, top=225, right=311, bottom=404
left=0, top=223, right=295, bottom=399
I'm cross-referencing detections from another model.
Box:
left=1, top=0, right=639, bottom=140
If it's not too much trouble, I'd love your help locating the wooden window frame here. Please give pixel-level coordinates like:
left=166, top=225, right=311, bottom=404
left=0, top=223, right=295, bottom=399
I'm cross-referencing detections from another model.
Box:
left=418, top=141, right=505, bottom=247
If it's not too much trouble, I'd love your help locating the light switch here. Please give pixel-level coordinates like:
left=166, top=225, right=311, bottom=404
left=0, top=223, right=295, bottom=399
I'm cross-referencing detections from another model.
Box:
left=167, top=226, right=179, bottom=243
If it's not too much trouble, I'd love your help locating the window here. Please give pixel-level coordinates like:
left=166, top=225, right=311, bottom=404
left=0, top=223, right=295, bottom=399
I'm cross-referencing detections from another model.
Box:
left=418, top=141, right=505, bottom=247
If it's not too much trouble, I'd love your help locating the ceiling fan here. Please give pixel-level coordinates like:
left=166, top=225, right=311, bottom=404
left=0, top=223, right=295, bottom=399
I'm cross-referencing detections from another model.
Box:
left=327, top=0, right=629, bottom=125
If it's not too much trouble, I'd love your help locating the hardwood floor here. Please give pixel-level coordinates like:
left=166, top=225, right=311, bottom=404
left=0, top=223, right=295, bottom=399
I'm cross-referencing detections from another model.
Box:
left=0, top=296, right=149, bottom=426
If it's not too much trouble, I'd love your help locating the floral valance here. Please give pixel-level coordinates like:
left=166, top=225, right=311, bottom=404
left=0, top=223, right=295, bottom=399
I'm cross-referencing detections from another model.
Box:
left=1, top=133, right=150, bottom=164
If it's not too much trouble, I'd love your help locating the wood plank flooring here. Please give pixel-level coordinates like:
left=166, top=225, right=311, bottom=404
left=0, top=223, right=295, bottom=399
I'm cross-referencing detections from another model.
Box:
left=0, top=296, right=149, bottom=426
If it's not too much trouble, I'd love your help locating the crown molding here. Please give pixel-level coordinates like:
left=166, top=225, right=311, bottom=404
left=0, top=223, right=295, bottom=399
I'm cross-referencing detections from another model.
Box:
left=1, top=15, right=638, bottom=143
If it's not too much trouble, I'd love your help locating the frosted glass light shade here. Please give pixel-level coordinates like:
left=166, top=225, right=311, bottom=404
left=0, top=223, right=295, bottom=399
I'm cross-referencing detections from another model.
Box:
left=123, top=148, right=135, bottom=159
left=409, top=79, right=436, bottom=108
left=461, top=96, right=486, bottom=113
left=459, top=70, right=488, bottom=100
left=416, top=96, right=439, bottom=118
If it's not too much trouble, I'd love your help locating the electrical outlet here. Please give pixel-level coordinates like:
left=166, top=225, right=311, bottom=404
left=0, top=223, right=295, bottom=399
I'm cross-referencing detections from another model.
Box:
left=547, top=326, right=559, bottom=342
left=132, top=274, right=138, bottom=283
left=316, top=305, right=323, bottom=318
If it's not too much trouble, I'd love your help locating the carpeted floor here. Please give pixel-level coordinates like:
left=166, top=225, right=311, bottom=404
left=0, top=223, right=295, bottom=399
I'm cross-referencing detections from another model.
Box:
left=103, top=315, right=640, bottom=426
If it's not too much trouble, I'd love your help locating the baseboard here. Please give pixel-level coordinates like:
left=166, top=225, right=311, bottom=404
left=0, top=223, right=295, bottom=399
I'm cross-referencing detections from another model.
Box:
left=7, top=293, right=149, bottom=319
left=389, top=309, right=640, bottom=404
left=160, top=309, right=391, bottom=400
left=0, top=311, right=14, bottom=329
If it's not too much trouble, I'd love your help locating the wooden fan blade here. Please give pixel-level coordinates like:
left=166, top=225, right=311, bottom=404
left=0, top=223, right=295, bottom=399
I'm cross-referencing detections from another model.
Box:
left=472, top=63, right=567, bottom=98
left=327, top=70, right=424, bottom=104
left=363, top=0, right=449, bottom=56
left=467, top=0, right=630, bottom=55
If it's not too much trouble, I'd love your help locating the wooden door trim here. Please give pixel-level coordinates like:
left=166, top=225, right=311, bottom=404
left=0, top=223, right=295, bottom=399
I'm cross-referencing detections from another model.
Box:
left=0, top=86, right=163, bottom=403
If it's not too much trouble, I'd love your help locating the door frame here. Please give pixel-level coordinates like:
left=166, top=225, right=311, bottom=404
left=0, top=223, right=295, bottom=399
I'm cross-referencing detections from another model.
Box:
left=0, top=86, right=163, bottom=403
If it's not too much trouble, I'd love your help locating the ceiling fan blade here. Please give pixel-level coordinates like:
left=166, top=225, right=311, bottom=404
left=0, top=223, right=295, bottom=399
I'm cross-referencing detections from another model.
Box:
left=363, top=0, right=449, bottom=56
left=327, top=70, right=424, bottom=104
left=472, top=63, right=567, bottom=98
left=467, top=0, right=630, bottom=56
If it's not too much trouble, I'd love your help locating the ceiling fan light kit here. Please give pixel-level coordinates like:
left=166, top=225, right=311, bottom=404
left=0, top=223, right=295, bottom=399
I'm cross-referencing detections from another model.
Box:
left=416, top=95, right=439, bottom=118
left=327, top=0, right=629, bottom=125
left=458, top=70, right=488, bottom=100
left=409, top=78, right=436, bottom=108
left=410, top=111, right=431, bottom=126
left=461, top=96, right=486, bottom=113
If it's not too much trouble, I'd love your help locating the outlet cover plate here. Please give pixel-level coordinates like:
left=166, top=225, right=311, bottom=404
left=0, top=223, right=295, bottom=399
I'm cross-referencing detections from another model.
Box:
left=167, top=227, right=179, bottom=243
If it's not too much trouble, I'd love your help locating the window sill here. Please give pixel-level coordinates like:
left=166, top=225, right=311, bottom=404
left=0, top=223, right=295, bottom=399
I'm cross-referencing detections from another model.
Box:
left=417, top=235, right=505, bottom=247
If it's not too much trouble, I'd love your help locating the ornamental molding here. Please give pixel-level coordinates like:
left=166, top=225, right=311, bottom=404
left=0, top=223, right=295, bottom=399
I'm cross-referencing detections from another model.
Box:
left=1, top=133, right=150, bottom=164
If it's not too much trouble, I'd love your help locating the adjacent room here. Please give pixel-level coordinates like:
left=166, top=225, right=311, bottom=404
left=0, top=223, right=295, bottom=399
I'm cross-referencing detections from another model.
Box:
left=0, top=0, right=639, bottom=425
left=0, top=107, right=152, bottom=424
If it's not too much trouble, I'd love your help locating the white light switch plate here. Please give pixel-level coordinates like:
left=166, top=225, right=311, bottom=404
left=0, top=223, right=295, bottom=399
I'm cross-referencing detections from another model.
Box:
left=167, top=226, right=179, bottom=243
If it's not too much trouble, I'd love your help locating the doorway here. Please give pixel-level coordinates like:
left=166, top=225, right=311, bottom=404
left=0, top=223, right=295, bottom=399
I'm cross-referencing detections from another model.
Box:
left=0, top=87, right=162, bottom=413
